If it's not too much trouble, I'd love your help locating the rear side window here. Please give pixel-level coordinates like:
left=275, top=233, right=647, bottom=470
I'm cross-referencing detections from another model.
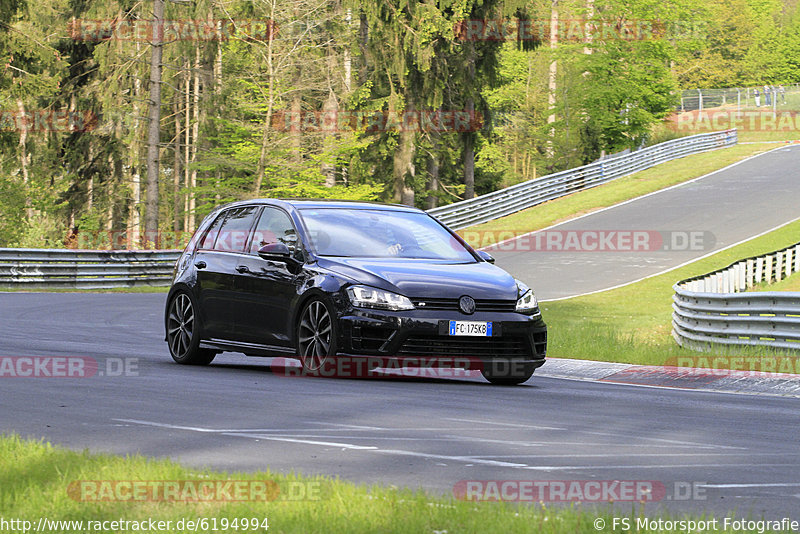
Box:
left=198, top=212, right=226, bottom=249
left=214, top=206, right=260, bottom=252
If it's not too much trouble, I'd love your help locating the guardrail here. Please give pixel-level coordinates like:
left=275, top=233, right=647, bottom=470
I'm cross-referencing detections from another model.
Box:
left=672, top=242, right=800, bottom=353
left=0, top=249, right=182, bottom=289
left=428, top=129, right=738, bottom=230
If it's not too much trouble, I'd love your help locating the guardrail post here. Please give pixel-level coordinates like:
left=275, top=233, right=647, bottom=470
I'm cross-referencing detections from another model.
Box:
left=795, top=245, right=800, bottom=273
left=765, top=255, right=774, bottom=283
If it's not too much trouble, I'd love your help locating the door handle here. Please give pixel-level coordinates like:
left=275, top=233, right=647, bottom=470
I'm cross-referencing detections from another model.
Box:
left=194, top=261, right=207, bottom=269
left=235, top=265, right=250, bottom=273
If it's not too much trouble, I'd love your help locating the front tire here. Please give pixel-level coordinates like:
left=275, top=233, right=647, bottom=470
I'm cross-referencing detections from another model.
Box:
left=297, top=298, right=338, bottom=374
left=481, top=360, right=535, bottom=385
left=166, top=292, right=216, bottom=365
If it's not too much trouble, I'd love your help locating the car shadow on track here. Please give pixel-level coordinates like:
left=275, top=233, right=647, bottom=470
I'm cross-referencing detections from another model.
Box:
left=192, top=359, right=540, bottom=387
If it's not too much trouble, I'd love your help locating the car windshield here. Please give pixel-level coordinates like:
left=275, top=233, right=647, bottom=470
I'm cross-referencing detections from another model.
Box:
left=298, top=208, right=476, bottom=261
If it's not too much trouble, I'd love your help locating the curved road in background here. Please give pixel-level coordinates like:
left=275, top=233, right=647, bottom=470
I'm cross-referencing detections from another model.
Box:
left=489, top=145, right=800, bottom=300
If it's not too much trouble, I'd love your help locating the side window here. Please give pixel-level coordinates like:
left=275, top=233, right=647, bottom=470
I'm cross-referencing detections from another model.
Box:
left=214, top=206, right=259, bottom=252
left=198, top=212, right=226, bottom=250
left=249, top=208, right=300, bottom=256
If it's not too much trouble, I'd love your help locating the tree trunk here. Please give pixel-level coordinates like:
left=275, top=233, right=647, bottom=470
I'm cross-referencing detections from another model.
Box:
left=87, top=142, right=94, bottom=211
left=183, top=60, right=190, bottom=231
left=189, top=47, right=200, bottom=232
left=214, top=37, right=222, bottom=202
left=358, top=12, right=368, bottom=83
left=393, top=100, right=415, bottom=206
left=322, top=90, right=338, bottom=187
left=128, top=48, right=142, bottom=249
left=463, top=41, right=476, bottom=200
left=547, top=0, right=558, bottom=158
left=254, top=0, right=277, bottom=195
left=425, top=147, right=439, bottom=209
left=584, top=0, right=594, bottom=55
left=463, top=100, right=475, bottom=200
left=16, top=99, right=33, bottom=220
left=145, top=0, right=164, bottom=241
left=173, top=93, right=182, bottom=233
left=343, top=8, right=352, bottom=92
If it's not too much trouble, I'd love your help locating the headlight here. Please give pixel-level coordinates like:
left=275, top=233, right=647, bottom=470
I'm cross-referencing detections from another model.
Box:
left=346, top=285, right=414, bottom=311
left=515, top=279, right=539, bottom=314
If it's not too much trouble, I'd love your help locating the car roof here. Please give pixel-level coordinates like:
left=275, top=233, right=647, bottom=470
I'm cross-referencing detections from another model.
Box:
left=218, top=198, right=424, bottom=213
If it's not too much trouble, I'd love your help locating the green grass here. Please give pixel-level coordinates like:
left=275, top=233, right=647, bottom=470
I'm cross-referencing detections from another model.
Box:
left=0, top=435, right=781, bottom=534
left=737, top=130, right=800, bottom=143
left=540, top=219, right=800, bottom=366
left=751, top=269, right=800, bottom=292
left=459, top=142, right=784, bottom=248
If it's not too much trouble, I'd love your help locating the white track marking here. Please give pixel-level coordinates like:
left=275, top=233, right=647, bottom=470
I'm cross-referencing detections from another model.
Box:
left=444, top=417, right=565, bottom=430
left=222, top=432, right=378, bottom=450
left=469, top=452, right=796, bottom=459
left=520, top=463, right=800, bottom=471
left=368, top=449, right=528, bottom=468
left=310, top=422, right=386, bottom=430
left=698, top=483, right=800, bottom=489
left=579, top=430, right=746, bottom=450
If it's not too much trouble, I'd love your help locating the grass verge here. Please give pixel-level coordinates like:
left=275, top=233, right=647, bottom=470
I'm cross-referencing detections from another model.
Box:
left=540, top=219, right=800, bottom=366
left=0, top=434, right=775, bottom=534
left=751, top=270, right=800, bottom=292
left=459, top=142, right=784, bottom=249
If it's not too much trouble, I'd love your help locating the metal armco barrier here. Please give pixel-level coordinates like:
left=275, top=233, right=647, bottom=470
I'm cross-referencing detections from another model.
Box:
left=0, top=249, right=182, bottom=289
left=672, top=242, right=800, bottom=353
left=428, top=129, right=738, bottom=230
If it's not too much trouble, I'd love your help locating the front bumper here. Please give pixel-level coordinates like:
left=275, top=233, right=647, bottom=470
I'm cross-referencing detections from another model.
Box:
left=336, top=306, right=547, bottom=369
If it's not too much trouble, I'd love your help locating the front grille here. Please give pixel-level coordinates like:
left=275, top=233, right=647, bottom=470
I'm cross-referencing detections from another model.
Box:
left=411, top=298, right=517, bottom=313
left=398, top=335, right=531, bottom=359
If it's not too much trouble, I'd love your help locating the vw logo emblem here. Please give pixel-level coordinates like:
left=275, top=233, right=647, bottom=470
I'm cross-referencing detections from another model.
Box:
left=458, top=295, right=476, bottom=315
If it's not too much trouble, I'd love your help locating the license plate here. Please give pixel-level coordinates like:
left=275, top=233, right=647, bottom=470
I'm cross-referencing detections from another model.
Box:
left=448, top=320, right=492, bottom=337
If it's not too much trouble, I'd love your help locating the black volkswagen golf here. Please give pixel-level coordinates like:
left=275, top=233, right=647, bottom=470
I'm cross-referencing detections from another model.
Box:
left=164, top=199, right=546, bottom=385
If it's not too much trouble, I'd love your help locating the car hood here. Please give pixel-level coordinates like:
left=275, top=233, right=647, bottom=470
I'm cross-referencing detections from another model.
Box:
left=317, top=257, right=519, bottom=300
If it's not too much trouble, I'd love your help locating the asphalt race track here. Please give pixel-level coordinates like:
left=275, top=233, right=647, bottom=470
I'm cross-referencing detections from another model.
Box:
left=3, top=147, right=800, bottom=521
left=1, top=293, right=799, bottom=520
left=490, top=145, right=800, bottom=300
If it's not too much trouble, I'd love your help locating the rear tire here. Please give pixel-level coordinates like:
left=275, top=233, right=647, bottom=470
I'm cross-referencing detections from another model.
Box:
left=166, top=291, right=216, bottom=365
left=481, top=360, right=535, bottom=385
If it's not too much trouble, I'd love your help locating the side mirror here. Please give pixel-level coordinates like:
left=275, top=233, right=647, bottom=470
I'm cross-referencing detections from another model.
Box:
left=477, top=250, right=495, bottom=264
left=258, top=243, right=293, bottom=262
